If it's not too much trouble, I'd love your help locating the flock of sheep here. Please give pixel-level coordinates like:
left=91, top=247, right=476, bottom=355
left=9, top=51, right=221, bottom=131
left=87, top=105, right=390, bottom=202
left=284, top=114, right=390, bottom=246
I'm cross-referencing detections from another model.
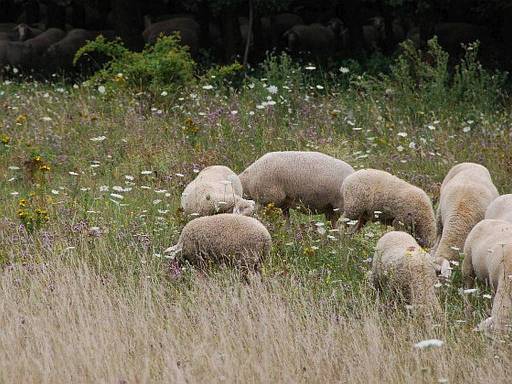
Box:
left=165, top=151, right=512, bottom=334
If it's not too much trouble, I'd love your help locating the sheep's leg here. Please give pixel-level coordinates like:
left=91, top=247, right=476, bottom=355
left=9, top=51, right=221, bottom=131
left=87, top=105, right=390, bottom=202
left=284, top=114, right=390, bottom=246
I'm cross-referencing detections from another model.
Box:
left=325, top=209, right=340, bottom=228
left=461, top=250, right=475, bottom=289
left=349, top=215, right=367, bottom=234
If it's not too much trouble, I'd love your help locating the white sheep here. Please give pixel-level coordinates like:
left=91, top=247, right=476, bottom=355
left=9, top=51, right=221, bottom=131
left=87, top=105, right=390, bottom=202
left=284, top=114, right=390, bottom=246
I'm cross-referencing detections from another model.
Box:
left=239, top=151, right=354, bottom=224
left=485, top=194, right=512, bottom=223
left=341, top=169, right=436, bottom=247
left=462, top=219, right=512, bottom=332
left=164, top=213, right=272, bottom=272
left=181, top=165, right=255, bottom=217
left=373, top=231, right=448, bottom=314
left=434, top=163, right=498, bottom=261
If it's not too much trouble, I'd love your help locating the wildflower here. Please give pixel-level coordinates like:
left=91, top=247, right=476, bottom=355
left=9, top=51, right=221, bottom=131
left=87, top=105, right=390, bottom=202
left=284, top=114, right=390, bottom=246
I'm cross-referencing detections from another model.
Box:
left=41, top=116, right=52, bottom=122
left=51, top=189, right=59, bottom=195
left=397, top=145, right=404, bottom=152
left=409, top=142, right=416, bottom=149
left=397, top=132, right=407, bottom=137
left=153, top=199, right=161, bottom=205
left=68, top=171, right=79, bottom=176
left=90, top=135, right=106, bottom=142
left=266, top=85, right=278, bottom=94
left=99, top=185, right=109, bottom=192
left=39, top=164, right=51, bottom=172
left=18, top=198, right=28, bottom=208
left=141, top=170, right=153, bottom=175
left=110, top=193, right=124, bottom=199
left=161, top=91, right=168, bottom=96
left=98, top=85, right=106, bottom=94
left=463, top=126, right=471, bottom=133
left=316, top=85, right=324, bottom=90
left=413, top=339, right=444, bottom=349
left=339, top=66, right=350, bottom=74
left=202, top=85, right=213, bottom=90
left=305, top=65, right=316, bottom=70
left=1, top=134, right=10, bottom=144
left=15, top=114, right=27, bottom=125
left=125, top=175, right=134, bottom=181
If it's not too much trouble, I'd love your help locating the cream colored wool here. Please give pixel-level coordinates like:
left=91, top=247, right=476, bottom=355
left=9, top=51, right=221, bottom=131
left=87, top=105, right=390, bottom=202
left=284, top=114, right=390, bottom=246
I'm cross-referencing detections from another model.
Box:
left=181, top=165, right=255, bottom=217
left=434, top=163, right=498, bottom=261
left=341, top=169, right=436, bottom=247
left=463, top=219, right=512, bottom=332
left=239, top=151, right=354, bottom=224
left=485, top=194, right=512, bottom=223
left=164, top=213, right=272, bottom=271
left=372, top=231, right=442, bottom=314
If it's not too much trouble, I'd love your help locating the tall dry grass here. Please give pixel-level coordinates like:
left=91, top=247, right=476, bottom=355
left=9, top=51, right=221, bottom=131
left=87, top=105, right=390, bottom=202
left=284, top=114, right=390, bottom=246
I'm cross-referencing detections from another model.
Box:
left=0, top=254, right=510, bottom=383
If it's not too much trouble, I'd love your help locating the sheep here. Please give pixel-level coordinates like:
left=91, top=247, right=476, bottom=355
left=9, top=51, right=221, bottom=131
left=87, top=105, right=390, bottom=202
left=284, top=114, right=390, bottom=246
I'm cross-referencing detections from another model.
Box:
left=142, top=16, right=200, bottom=55
left=283, top=19, right=345, bottom=56
left=462, top=219, right=512, bottom=332
left=433, top=163, right=498, bottom=261
left=164, top=213, right=272, bottom=272
left=485, top=194, right=512, bottom=223
left=239, top=151, right=354, bottom=225
left=372, top=231, right=447, bottom=314
left=341, top=169, right=436, bottom=247
left=181, top=165, right=255, bottom=217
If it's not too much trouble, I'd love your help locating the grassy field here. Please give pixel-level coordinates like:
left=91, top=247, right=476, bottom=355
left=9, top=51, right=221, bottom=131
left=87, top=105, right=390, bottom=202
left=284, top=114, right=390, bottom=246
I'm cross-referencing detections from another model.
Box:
left=1, top=44, right=512, bottom=382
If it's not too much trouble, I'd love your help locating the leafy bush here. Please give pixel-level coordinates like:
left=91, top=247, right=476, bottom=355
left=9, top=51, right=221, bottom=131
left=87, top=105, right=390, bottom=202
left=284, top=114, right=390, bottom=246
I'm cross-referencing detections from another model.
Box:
left=355, top=38, right=507, bottom=117
left=74, top=34, right=196, bottom=95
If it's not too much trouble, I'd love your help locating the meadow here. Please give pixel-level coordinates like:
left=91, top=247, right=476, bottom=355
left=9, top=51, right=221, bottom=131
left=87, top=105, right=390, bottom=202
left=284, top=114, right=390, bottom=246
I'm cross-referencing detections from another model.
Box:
left=1, top=41, right=512, bottom=382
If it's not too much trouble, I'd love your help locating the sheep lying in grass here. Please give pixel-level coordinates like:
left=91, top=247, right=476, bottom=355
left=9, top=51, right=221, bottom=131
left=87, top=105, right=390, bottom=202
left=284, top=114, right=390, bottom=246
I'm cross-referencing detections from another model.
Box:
left=164, top=213, right=272, bottom=272
left=373, top=231, right=447, bottom=314
left=434, top=163, right=498, bottom=261
left=181, top=165, right=255, bottom=217
left=462, top=219, right=512, bottom=332
left=341, top=169, right=436, bottom=247
left=485, top=194, right=512, bottom=223
left=239, top=151, right=354, bottom=225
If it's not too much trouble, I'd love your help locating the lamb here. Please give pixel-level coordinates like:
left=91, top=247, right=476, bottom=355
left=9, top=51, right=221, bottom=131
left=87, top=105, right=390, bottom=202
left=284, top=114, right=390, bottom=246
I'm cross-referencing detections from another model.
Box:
left=433, top=163, right=498, bottom=261
left=238, top=151, right=354, bottom=224
left=485, top=194, right=512, bottom=223
left=164, top=213, right=272, bottom=272
left=181, top=165, right=255, bottom=217
left=462, top=219, right=512, bottom=332
left=372, top=231, right=447, bottom=314
left=341, top=169, right=436, bottom=247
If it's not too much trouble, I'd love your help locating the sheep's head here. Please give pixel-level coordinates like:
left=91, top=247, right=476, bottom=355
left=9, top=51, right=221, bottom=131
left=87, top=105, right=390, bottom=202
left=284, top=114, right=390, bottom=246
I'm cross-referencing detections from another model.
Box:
left=327, top=18, right=344, bottom=36
left=233, top=198, right=255, bottom=216
left=15, top=23, right=30, bottom=41
left=164, top=243, right=183, bottom=257
left=431, top=256, right=452, bottom=280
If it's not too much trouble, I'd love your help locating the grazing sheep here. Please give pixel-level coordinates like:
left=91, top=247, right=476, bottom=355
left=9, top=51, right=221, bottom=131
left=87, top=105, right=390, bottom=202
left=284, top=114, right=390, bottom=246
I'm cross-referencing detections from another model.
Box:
left=373, top=231, right=445, bottom=313
left=181, top=165, right=255, bottom=217
left=341, top=169, right=436, bottom=247
left=164, top=213, right=272, bottom=272
left=485, top=194, right=512, bottom=223
left=142, top=16, right=200, bottom=55
left=462, top=219, right=512, bottom=332
left=239, top=151, right=354, bottom=224
left=283, top=19, right=345, bottom=56
left=45, top=29, right=115, bottom=70
left=434, top=163, right=498, bottom=261
left=15, top=23, right=42, bottom=41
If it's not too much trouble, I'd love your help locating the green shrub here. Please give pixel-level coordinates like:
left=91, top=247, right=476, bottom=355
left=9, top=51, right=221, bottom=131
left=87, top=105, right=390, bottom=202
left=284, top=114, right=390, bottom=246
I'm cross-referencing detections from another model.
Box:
left=355, top=38, right=507, bottom=118
left=74, top=34, right=196, bottom=95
